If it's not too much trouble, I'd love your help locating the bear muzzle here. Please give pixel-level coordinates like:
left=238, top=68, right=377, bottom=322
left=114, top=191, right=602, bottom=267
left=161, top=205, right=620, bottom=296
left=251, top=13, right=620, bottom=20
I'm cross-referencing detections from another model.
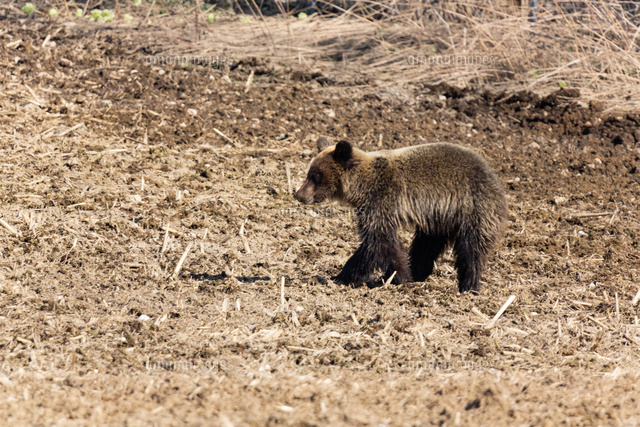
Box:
left=294, top=181, right=315, bottom=204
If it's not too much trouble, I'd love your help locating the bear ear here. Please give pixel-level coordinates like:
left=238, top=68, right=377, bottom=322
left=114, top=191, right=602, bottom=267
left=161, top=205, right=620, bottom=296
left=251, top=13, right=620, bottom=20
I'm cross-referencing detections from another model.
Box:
left=332, top=140, right=353, bottom=166
left=317, top=137, right=333, bottom=152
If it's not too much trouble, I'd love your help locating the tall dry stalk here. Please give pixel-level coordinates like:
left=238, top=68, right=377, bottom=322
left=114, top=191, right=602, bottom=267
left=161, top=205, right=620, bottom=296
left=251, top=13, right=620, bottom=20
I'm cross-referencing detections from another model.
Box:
left=288, top=0, right=640, bottom=110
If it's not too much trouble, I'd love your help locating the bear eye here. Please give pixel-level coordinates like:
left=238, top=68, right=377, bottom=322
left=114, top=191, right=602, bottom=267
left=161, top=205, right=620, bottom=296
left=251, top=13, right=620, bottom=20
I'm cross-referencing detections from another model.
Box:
left=309, top=172, right=322, bottom=185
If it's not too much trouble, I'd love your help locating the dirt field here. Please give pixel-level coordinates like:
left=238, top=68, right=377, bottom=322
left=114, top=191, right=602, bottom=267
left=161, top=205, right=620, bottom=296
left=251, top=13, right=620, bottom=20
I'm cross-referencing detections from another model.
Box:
left=1, top=10, right=640, bottom=426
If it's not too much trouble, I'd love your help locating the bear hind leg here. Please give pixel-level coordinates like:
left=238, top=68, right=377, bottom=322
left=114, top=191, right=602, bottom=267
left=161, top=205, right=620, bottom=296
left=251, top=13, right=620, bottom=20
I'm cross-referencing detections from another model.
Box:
left=409, top=229, right=448, bottom=282
left=453, top=230, right=487, bottom=293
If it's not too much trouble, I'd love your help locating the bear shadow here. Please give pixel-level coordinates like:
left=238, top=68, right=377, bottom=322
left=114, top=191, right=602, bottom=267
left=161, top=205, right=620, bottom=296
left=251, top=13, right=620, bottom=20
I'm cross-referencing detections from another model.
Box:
left=189, top=272, right=272, bottom=284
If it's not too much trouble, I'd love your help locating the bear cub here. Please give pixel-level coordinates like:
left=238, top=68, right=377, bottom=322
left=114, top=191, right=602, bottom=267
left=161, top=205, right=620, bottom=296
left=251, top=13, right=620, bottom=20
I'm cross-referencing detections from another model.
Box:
left=294, top=138, right=507, bottom=293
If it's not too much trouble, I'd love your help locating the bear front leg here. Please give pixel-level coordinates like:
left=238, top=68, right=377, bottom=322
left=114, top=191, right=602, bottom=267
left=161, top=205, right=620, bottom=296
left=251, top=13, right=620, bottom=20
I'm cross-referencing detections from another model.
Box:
left=332, top=247, right=371, bottom=285
left=383, top=252, right=411, bottom=285
left=333, top=229, right=411, bottom=285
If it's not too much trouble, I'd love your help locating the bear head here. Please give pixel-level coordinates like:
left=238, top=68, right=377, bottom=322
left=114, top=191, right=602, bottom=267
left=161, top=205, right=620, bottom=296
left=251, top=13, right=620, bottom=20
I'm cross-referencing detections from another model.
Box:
left=294, top=139, right=356, bottom=204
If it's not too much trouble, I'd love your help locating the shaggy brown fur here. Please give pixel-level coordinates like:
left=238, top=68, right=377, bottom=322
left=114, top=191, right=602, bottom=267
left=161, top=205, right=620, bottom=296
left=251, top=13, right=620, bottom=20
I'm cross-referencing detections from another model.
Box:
left=294, top=139, right=507, bottom=293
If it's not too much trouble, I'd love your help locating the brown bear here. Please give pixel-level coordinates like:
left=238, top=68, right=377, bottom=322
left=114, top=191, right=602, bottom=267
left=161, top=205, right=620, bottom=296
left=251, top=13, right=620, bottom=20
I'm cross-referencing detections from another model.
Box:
left=294, top=138, right=506, bottom=293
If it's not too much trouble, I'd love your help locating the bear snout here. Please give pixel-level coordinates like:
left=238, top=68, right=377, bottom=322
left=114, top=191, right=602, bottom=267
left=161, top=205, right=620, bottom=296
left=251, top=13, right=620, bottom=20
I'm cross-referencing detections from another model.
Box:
left=294, top=181, right=315, bottom=204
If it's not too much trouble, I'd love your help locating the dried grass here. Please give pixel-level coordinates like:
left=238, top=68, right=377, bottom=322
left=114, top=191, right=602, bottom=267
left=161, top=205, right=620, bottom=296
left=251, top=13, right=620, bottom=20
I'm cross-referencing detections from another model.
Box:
left=17, top=0, right=640, bottom=112
left=144, top=0, right=640, bottom=112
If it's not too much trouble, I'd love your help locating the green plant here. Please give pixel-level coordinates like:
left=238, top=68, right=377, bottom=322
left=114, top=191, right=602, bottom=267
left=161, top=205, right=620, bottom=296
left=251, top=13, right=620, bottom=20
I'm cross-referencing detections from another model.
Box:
left=101, top=9, right=114, bottom=22
left=90, top=9, right=114, bottom=23
left=21, top=3, right=36, bottom=14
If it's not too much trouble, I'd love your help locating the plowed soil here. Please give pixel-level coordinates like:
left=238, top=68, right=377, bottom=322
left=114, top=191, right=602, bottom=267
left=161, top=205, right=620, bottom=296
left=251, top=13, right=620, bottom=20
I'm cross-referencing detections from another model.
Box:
left=1, top=15, right=639, bottom=426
